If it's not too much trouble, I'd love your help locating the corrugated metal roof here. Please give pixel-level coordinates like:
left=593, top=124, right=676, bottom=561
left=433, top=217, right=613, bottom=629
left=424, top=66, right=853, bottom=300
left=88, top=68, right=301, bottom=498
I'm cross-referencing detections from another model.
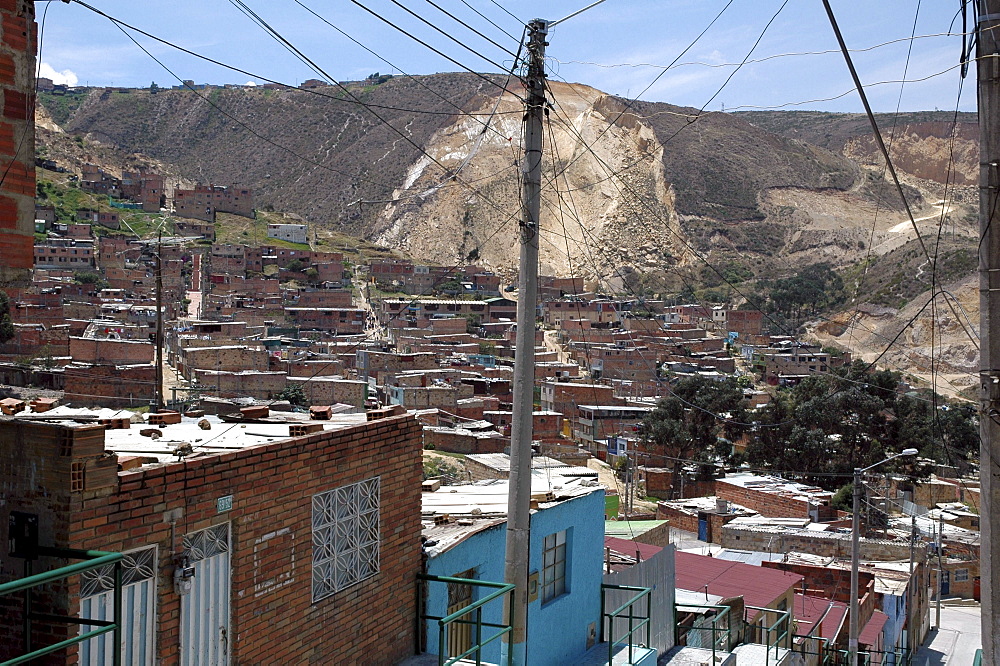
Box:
left=675, top=552, right=803, bottom=617
left=793, top=593, right=847, bottom=641
left=604, top=536, right=663, bottom=562
left=859, top=609, right=889, bottom=645
left=713, top=549, right=783, bottom=567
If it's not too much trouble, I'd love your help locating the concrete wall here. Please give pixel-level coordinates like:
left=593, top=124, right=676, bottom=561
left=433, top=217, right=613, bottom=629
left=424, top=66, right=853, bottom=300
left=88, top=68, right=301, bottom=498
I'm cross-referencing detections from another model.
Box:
left=721, top=526, right=917, bottom=561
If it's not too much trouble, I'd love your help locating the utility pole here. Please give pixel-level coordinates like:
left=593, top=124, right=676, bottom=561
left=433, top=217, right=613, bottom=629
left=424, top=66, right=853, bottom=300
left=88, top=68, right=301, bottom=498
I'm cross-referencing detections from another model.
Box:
left=849, top=472, right=862, bottom=666
left=979, top=2, right=1000, bottom=662
left=502, top=18, right=547, bottom=666
left=934, top=509, right=944, bottom=629
left=154, top=231, right=164, bottom=412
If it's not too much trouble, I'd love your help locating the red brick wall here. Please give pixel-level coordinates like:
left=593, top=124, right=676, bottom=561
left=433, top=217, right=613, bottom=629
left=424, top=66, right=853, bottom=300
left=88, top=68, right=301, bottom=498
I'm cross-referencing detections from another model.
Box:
left=715, top=479, right=818, bottom=518
left=69, top=336, right=154, bottom=364
left=64, top=364, right=156, bottom=408
left=0, top=414, right=422, bottom=665
left=423, top=428, right=506, bottom=455
left=0, top=0, right=35, bottom=285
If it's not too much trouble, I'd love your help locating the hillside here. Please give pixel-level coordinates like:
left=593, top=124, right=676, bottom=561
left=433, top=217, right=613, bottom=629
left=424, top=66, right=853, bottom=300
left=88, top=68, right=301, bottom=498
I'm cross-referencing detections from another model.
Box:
left=36, top=77, right=985, bottom=387
left=42, top=75, right=875, bottom=279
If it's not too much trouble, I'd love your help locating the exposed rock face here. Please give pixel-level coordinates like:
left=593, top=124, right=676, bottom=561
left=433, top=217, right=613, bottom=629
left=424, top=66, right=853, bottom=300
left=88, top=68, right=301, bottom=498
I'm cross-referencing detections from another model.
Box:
left=369, top=82, right=683, bottom=278
left=844, top=122, right=979, bottom=186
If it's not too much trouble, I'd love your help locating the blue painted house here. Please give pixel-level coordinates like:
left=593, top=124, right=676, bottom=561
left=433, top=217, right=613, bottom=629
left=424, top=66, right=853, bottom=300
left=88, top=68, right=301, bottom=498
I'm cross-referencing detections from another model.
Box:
left=421, top=479, right=606, bottom=665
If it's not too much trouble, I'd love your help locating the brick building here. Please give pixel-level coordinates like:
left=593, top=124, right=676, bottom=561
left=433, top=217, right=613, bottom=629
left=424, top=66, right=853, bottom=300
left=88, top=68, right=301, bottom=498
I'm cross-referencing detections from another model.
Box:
left=120, top=170, right=165, bottom=212
left=174, top=184, right=254, bottom=221
left=173, top=220, right=216, bottom=240
left=63, top=363, right=156, bottom=408
left=0, top=412, right=422, bottom=664
left=75, top=209, right=120, bottom=229
left=714, top=473, right=836, bottom=521
left=0, top=0, right=40, bottom=287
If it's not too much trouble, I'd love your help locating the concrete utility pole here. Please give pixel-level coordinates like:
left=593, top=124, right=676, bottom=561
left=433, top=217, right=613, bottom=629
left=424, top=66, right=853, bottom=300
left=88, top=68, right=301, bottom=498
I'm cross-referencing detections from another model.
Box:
left=980, top=2, right=1000, bottom=663
left=154, top=231, right=164, bottom=412
left=502, top=18, right=547, bottom=666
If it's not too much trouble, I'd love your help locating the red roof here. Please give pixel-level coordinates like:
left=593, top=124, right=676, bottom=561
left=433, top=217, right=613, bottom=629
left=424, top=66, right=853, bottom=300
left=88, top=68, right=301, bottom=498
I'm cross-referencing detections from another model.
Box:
left=794, top=593, right=848, bottom=641
left=859, top=609, right=889, bottom=646
left=604, top=536, right=663, bottom=562
left=675, top=552, right=803, bottom=619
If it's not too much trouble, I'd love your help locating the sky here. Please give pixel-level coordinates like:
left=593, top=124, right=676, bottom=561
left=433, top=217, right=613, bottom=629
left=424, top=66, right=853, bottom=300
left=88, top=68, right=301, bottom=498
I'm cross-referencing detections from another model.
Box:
left=37, top=0, right=977, bottom=114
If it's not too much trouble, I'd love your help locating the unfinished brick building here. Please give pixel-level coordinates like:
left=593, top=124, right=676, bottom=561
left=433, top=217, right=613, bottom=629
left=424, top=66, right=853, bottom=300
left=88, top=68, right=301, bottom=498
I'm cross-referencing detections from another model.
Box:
left=174, top=184, right=253, bottom=221
left=0, top=412, right=422, bottom=664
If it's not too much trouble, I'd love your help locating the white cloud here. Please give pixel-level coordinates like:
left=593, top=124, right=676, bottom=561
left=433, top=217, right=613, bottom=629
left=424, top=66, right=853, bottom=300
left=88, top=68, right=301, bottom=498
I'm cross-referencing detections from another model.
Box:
left=37, top=62, right=78, bottom=86
left=244, top=80, right=257, bottom=87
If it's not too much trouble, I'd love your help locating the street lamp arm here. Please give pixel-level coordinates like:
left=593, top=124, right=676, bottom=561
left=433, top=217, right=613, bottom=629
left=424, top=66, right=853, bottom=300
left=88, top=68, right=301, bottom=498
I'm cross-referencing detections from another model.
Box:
left=857, top=448, right=919, bottom=474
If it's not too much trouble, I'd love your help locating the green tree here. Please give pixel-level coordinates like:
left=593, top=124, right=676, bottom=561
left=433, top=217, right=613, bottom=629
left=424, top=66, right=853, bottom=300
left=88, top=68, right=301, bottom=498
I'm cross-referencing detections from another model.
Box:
left=149, top=81, right=159, bottom=94
left=276, top=384, right=307, bottom=406
left=0, top=290, right=14, bottom=343
left=745, top=361, right=967, bottom=488
left=639, top=376, right=748, bottom=497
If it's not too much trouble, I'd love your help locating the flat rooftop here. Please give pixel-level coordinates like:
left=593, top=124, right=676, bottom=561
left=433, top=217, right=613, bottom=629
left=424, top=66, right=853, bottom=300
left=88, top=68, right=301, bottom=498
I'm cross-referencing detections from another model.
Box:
left=8, top=405, right=368, bottom=467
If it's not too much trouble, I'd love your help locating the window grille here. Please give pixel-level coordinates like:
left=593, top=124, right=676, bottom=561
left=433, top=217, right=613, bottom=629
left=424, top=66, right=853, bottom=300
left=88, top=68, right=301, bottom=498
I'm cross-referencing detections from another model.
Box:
left=312, top=476, right=381, bottom=602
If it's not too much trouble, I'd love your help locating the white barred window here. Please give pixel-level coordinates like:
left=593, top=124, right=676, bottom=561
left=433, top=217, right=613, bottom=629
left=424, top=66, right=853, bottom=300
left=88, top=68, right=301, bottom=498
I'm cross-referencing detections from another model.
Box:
left=311, top=476, right=381, bottom=602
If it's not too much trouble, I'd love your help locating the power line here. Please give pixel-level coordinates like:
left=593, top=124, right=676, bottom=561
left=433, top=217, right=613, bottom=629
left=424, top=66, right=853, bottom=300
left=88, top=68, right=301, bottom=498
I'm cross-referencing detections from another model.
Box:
left=67, top=0, right=520, bottom=117
left=344, top=0, right=522, bottom=98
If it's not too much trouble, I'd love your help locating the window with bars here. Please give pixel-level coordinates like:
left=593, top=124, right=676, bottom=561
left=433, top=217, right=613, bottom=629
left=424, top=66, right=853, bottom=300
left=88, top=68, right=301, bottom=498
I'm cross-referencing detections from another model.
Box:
left=955, top=568, right=969, bottom=582
left=541, top=529, right=567, bottom=604
left=79, top=546, right=157, bottom=666
left=311, top=476, right=381, bottom=603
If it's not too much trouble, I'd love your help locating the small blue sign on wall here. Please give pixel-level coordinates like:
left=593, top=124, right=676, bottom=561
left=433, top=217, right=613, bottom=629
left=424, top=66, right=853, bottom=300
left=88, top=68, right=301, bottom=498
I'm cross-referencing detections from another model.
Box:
left=216, top=495, right=233, bottom=513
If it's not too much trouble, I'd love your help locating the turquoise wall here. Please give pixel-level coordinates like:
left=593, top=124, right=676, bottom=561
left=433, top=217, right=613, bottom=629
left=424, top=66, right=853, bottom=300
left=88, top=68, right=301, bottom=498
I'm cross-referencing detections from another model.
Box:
left=424, top=488, right=605, bottom=665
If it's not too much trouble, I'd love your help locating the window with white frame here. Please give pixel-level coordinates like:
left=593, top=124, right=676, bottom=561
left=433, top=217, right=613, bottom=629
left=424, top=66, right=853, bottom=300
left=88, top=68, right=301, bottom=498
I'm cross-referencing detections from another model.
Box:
left=541, top=529, right=567, bottom=603
left=955, top=568, right=969, bottom=582
left=311, top=476, right=381, bottom=602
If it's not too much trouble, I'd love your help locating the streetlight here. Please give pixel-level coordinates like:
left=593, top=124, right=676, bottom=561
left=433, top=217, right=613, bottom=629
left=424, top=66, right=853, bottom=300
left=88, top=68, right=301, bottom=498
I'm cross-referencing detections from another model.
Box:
left=849, top=448, right=918, bottom=666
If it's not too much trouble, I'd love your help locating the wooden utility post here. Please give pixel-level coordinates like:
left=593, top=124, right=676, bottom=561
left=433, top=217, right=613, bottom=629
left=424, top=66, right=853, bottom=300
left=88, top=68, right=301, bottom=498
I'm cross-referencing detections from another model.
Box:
left=981, top=2, right=1000, bottom=663
left=502, top=18, right=547, bottom=666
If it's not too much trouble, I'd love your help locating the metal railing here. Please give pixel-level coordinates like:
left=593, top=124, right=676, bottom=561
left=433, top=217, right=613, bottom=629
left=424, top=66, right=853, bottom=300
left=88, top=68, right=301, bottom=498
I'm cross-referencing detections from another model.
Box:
left=745, top=605, right=792, bottom=665
left=600, top=583, right=652, bottom=665
left=825, top=646, right=912, bottom=666
left=417, top=573, right=515, bottom=666
left=675, top=602, right=733, bottom=662
left=0, top=549, right=124, bottom=666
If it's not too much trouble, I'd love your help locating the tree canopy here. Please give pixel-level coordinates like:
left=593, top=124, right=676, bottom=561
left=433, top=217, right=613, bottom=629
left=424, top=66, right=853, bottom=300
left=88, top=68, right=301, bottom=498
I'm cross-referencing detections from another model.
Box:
left=0, top=291, right=14, bottom=344
left=638, top=362, right=977, bottom=492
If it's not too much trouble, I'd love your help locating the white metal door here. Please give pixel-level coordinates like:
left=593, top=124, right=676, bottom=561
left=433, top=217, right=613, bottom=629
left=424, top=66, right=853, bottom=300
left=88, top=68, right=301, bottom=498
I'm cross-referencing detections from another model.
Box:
left=181, top=523, right=231, bottom=666
left=79, top=546, right=157, bottom=666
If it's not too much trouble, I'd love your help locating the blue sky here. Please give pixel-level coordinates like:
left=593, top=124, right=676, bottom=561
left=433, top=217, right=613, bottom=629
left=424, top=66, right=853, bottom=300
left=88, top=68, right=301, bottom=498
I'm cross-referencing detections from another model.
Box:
left=39, top=0, right=976, bottom=113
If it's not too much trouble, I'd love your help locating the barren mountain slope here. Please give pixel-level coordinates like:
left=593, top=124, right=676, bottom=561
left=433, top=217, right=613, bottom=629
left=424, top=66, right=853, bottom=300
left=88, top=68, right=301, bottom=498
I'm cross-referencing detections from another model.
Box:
left=46, top=75, right=871, bottom=277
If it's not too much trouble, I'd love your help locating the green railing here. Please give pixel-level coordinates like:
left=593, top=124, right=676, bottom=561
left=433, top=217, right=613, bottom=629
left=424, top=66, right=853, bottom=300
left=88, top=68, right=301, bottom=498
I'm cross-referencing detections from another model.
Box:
left=601, top=583, right=652, bottom=665
left=821, top=645, right=911, bottom=665
left=745, top=605, right=791, bottom=665
left=0, top=549, right=124, bottom=666
left=675, top=602, right=733, bottom=662
left=417, top=573, right=515, bottom=666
